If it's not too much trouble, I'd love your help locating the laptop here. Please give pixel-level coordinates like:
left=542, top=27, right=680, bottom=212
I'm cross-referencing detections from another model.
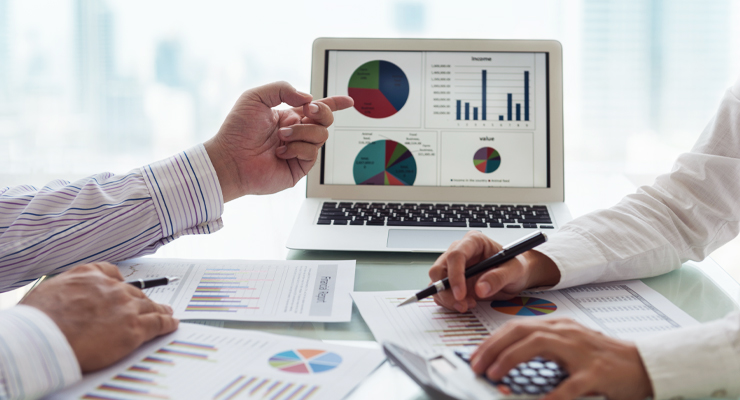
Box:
left=287, top=38, right=571, bottom=252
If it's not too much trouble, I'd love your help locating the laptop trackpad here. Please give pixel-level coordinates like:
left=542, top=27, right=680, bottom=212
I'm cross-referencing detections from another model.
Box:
left=387, top=229, right=472, bottom=250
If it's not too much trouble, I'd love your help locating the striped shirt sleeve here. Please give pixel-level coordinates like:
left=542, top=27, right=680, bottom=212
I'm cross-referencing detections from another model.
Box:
left=0, top=144, right=223, bottom=398
left=0, top=144, right=224, bottom=293
left=0, top=305, right=81, bottom=400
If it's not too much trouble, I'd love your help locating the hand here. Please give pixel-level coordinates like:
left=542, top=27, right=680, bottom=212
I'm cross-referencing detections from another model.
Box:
left=21, top=262, right=179, bottom=372
left=429, top=231, right=561, bottom=312
left=469, top=318, right=653, bottom=400
left=204, top=81, right=354, bottom=201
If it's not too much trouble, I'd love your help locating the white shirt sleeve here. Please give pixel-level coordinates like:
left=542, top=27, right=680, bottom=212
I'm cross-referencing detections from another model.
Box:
left=534, top=76, right=740, bottom=399
left=0, top=305, right=81, bottom=400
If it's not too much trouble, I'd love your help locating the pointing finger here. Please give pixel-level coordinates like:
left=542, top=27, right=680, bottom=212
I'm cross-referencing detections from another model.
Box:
left=247, top=81, right=313, bottom=109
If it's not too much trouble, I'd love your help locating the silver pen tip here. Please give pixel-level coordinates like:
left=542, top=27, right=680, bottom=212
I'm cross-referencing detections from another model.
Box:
left=397, top=296, right=418, bottom=307
left=168, top=276, right=181, bottom=283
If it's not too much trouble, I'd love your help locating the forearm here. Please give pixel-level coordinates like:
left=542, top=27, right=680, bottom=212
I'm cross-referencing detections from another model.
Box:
left=538, top=77, right=740, bottom=289
left=0, top=145, right=224, bottom=292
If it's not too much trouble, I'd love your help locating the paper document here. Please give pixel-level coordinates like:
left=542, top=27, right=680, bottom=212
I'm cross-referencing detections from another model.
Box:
left=44, top=323, right=385, bottom=400
left=352, top=280, right=698, bottom=357
left=118, top=258, right=355, bottom=322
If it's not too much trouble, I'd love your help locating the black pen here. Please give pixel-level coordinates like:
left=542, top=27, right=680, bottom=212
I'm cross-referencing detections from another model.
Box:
left=127, top=276, right=180, bottom=289
left=398, top=231, right=548, bottom=306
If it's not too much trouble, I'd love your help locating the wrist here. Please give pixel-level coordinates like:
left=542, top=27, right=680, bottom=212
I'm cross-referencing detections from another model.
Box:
left=204, top=138, right=241, bottom=202
left=522, top=250, right=561, bottom=289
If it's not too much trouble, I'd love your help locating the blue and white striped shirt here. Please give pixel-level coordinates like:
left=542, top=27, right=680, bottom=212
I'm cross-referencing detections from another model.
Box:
left=0, top=144, right=223, bottom=399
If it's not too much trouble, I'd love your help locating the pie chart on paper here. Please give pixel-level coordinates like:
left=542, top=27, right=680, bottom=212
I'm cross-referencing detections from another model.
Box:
left=348, top=60, right=409, bottom=118
left=268, top=349, right=342, bottom=374
left=353, top=140, right=417, bottom=185
left=490, top=297, right=557, bottom=316
left=474, top=147, right=501, bottom=173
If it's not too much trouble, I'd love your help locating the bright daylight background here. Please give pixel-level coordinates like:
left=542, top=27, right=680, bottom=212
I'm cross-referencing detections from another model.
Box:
left=2, top=0, right=740, bottom=305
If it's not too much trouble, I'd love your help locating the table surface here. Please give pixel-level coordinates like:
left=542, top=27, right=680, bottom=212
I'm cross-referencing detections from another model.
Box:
left=206, top=249, right=740, bottom=400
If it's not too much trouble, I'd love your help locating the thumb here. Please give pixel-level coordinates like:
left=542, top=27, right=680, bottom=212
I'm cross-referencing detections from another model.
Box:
left=474, top=264, right=519, bottom=298
left=247, top=81, right=312, bottom=108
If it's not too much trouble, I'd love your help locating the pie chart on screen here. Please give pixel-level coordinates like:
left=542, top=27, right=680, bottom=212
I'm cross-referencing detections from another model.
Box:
left=353, top=140, right=417, bottom=185
left=348, top=60, right=409, bottom=118
left=474, top=147, right=501, bottom=173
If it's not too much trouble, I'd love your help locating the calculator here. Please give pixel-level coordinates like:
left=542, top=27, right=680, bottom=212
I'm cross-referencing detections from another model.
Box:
left=382, top=342, right=601, bottom=400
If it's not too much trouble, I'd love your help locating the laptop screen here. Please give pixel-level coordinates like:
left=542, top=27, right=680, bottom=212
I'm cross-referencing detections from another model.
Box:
left=320, top=50, right=549, bottom=189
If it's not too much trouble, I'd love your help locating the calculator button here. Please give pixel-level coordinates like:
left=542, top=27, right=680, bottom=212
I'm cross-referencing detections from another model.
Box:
left=512, top=376, right=530, bottom=385
left=508, top=368, right=520, bottom=376
left=525, top=385, right=542, bottom=394
left=509, top=384, right=523, bottom=394
left=501, top=376, right=512, bottom=384
left=532, top=377, right=548, bottom=385
left=548, top=378, right=561, bottom=385
left=538, top=369, right=555, bottom=377
left=545, top=361, right=559, bottom=370
left=528, top=361, right=545, bottom=369
left=542, top=385, right=554, bottom=392
left=521, top=368, right=538, bottom=377
left=517, top=363, right=528, bottom=370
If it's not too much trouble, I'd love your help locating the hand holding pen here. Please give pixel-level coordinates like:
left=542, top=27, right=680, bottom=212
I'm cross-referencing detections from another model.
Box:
left=424, top=231, right=561, bottom=313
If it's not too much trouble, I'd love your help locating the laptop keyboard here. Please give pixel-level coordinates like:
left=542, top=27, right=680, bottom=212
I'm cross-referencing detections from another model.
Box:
left=317, top=202, right=554, bottom=229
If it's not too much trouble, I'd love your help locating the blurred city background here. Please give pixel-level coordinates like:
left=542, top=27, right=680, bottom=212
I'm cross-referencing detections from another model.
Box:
left=1, top=0, right=740, bottom=304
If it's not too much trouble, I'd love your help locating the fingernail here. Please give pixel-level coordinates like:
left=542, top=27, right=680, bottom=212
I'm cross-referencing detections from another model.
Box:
left=277, top=146, right=287, bottom=154
left=309, top=103, right=319, bottom=114
left=452, top=285, right=462, bottom=300
left=454, top=302, right=465, bottom=313
left=296, top=90, right=311, bottom=97
left=471, top=355, right=481, bottom=370
left=280, top=127, right=293, bottom=137
left=164, top=305, right=173, bottom=314
left=488, top=365, right=502, bottom=379
left=477, top=282, right=491, bottom=297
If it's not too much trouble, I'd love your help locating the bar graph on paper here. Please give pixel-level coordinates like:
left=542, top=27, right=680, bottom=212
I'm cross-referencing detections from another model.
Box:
left=78, top=336, right=320, bottom=400
left=185, top=268, right=266, bottom=313
left=376, top=296, right=491, bottom=356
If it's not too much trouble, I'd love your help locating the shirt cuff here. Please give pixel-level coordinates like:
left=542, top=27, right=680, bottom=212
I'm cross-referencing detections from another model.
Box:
left=141, top=144, right=225, bottom=240
left=0, top=305, right=81, bottom=400
left=534, top=227, right=608, bottom=290
left=634, top=313, right=740, bottom=400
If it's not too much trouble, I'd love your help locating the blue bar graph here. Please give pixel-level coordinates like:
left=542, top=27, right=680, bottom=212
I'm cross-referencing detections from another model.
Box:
left=524, top=71, right=529, bottom=121
left=465, top=103, right=470, bottom=120
left=456, top=100, right=461, bottom=120
left=499, top=115, right=504, bottom=121
left=481, top=70, right=487, bottom=120
left=507, top=94, right=512, bottom=121
left=473, top=107, right=478, bottom=120
left=516, top=104, right=521, bottom=121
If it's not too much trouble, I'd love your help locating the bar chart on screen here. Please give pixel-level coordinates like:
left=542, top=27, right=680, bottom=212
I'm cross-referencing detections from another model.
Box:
left=47, top=325, right=384, bottom=400
left=116, top=259, right=356, bottom=322
left=424, top=51, right=545, bottom=130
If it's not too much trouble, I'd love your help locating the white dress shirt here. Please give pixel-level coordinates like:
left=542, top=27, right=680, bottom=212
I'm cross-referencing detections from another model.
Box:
left=0, top=145, right=223, bottom=400
left=537, top=76, right=740, bottom=399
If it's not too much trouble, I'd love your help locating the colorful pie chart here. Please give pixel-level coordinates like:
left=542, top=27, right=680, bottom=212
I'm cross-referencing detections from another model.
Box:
left=268, top=349, right=342, bottom=374
left=490, top=297, right=557, bottom=316
left=348, top=60, right=409, bottom=118
left=474, top=147, right=501, bottom=173
left=353, top=140, right=417, bottom=185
